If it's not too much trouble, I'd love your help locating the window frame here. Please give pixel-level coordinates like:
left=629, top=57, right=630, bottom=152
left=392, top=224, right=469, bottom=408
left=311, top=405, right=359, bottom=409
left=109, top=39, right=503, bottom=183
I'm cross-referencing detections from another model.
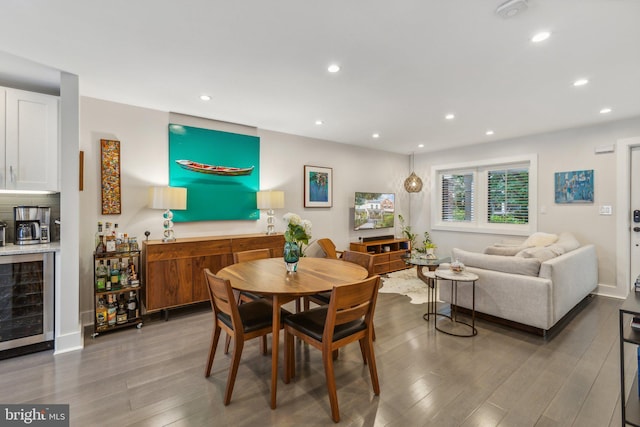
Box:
left=431, top=154, right=537, bottom=236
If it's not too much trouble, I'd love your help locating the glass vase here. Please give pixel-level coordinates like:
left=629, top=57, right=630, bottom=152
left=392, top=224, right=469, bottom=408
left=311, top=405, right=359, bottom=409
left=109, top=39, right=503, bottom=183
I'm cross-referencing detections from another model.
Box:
left=283, top=241, right=300, bottom=273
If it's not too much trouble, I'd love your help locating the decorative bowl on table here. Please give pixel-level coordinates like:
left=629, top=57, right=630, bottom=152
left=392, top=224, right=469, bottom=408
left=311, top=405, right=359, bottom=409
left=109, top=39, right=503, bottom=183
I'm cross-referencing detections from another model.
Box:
left=449, top=259, right=465, bottom=273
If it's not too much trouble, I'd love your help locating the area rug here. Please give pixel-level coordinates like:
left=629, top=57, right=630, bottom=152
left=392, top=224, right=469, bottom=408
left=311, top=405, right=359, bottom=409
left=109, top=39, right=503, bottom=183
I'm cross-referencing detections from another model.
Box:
left=380, top=268, right=430, bottom=304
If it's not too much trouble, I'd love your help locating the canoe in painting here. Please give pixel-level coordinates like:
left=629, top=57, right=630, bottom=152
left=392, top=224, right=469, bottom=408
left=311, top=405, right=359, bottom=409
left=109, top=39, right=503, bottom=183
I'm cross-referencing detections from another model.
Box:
left=175, top=160, right=254, bottom=176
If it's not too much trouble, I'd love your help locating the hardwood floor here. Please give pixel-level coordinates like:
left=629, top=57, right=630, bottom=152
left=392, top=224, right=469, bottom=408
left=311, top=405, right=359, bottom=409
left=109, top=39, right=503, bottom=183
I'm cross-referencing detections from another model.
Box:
left=0, top=292, right=629, bottom=426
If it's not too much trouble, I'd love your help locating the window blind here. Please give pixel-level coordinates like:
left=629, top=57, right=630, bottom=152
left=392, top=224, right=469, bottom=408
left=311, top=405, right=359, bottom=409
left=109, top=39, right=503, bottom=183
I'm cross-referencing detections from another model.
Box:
left=487, top=167, right=529, bottom=224
left=441, top=172, right=474, bottom=222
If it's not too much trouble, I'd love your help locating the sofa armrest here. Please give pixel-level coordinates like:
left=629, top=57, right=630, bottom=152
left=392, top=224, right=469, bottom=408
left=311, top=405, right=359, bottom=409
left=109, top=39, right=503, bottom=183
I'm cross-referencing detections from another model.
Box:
left=452, top=248, right=541, bottom=276
left=539, top=244, right=598, bottom=323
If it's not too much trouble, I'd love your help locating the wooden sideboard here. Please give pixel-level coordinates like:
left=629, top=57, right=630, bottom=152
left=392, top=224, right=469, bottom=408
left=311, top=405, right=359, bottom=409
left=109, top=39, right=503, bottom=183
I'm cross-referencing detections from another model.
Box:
left=142, top=233, right=285, bottom=314
left=349, top=238, right=410, bottom=274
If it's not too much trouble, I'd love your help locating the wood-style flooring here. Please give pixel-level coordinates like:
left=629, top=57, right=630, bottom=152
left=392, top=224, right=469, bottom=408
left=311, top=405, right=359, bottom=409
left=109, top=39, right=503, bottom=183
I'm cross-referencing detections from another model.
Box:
left=0, top=291, right=630, bottom=426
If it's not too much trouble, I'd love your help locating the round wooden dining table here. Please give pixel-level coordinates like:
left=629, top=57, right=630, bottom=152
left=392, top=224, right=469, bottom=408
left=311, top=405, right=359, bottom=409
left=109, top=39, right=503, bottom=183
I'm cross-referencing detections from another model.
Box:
left=217, top=257, right=369, bottom=409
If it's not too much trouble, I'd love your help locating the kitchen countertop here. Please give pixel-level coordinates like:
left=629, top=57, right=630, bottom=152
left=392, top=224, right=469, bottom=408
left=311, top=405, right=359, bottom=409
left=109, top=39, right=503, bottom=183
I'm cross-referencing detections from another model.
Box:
left=0, top=242, right=60, bottom=255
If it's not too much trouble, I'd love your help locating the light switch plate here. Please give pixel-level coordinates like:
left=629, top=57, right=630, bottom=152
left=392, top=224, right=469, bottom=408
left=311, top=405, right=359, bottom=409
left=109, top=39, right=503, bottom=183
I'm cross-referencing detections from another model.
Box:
left=599, top=205, right=612, bottom=215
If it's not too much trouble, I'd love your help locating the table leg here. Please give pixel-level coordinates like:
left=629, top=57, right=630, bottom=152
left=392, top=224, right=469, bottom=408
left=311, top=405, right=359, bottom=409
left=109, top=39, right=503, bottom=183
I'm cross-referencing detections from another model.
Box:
left=271, top=295, right=280, bottom=409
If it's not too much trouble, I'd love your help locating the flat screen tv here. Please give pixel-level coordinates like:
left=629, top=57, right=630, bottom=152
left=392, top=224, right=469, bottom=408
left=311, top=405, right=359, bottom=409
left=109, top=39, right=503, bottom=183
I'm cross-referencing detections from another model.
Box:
left=354, top=192, right=395, bottom=230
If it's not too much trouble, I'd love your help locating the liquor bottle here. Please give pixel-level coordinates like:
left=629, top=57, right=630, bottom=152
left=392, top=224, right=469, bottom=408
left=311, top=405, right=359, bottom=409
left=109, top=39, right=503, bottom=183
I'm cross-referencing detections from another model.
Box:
left=94, top=222, right=104, bottom=248
left=114, top=224, right=122, bottom=251
left=96, top=296, right=107, bottom=329
left=110, top=260, right=120, bottom=289
left=105, top=222, right=116, bottom=252
left=127, top=291, right=139, bottom=320
left=128, top=259, right=140, bottom=287
left=116, top=294, right=127, bottom=325
left=95, top=260, right=107, bottom=291
left=105, top=260, right=112, bottom=291
left=119, top=259, right=128, bottom=287
left=107, top=294, right=117, bottom=326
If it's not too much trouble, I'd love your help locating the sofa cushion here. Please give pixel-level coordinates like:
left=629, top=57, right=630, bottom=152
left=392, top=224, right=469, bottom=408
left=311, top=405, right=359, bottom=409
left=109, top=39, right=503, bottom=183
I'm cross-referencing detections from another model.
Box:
left=523, top=232, right=558, bottom=247
left=554, top=232, right=581, bottom=253
left=452, top=248, right=541, bottom=277
left=516, top=245, right=565, bottom=262
left=484, top=244, right=530, bottom=256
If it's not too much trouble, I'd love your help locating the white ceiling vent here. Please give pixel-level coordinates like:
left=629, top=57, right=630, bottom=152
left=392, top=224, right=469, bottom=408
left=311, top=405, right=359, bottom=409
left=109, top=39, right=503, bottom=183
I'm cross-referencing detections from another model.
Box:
left=496, top=0, right=528, bottom=18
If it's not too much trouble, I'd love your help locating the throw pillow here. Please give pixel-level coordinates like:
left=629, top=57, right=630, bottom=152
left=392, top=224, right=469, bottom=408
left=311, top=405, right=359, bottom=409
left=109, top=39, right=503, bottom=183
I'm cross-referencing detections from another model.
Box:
left=484, top=245, right=530, bottom=256
left=516, top=245, right=565, bottom=262
left=523, top=232, right=558, bottom=247
left=554, top=232, right=580, bottom=253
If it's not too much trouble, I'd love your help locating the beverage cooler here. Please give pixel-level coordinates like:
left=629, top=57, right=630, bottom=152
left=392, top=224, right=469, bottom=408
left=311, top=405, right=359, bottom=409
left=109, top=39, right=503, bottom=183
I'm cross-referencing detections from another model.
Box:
left=0, top=252, right=54, bottom=358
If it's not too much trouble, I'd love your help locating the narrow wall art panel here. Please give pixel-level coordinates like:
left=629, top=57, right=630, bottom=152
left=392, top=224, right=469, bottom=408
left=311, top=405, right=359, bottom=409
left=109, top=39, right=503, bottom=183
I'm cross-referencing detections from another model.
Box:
left=100, top=139, right=121, bottom=214
left=554, top=169, right=594, bottom=203
left=168, top=124, right=260, bottom=221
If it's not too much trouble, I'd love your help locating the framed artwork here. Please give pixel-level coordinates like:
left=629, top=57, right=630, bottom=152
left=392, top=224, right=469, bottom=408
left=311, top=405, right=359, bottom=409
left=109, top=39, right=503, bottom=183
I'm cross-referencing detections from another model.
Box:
left=304, top=165, right=332, bottom=207
left=168, top=124, right=260, bottom=221
left=554, top=169, right=594, bottom=203
left=100, top=139, right=121, bottom=214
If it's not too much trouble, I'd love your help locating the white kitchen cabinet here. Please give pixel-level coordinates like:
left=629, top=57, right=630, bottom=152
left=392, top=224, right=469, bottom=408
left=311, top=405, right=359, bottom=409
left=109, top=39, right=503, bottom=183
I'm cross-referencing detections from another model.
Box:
left=1, top=86, right=59, bottom=192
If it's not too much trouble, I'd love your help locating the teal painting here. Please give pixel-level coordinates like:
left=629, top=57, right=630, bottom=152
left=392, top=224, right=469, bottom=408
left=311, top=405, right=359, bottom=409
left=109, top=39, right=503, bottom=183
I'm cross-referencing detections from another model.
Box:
left=168, top=124, right=260, bottom=221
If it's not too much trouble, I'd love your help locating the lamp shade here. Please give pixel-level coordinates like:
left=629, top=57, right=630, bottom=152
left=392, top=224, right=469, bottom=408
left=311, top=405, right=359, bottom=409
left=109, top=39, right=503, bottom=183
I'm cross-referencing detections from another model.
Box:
left=148, top=186, right=187, bottom=210
left=256, top=190, right=285, bottom=210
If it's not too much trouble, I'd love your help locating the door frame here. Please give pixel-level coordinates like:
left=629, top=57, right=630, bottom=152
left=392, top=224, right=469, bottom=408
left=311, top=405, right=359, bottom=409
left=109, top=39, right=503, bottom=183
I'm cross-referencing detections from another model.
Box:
left=615, top=136, right=640, bottom=299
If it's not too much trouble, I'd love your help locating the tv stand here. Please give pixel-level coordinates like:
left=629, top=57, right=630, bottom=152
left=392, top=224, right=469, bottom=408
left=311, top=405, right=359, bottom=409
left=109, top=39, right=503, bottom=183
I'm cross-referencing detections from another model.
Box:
left=350, top=238, right=410, bottom=274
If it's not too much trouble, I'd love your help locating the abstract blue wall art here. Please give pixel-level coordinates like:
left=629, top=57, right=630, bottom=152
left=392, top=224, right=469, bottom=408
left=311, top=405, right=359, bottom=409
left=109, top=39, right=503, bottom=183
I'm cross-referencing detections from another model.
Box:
left=168, top=124, right=260, bottom=221
left=554, top=169, right=594, bottom=203
left=304, top=165, right=332, bottom=207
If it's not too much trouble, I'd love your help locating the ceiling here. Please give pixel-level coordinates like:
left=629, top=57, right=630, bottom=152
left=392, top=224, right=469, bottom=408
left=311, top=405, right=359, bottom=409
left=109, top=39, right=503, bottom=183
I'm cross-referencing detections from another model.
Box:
left=0, top=0, right=639, bottom=154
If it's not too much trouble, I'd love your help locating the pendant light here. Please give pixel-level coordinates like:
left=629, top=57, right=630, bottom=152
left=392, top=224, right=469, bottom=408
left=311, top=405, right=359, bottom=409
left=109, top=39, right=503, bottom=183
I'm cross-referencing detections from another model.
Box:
left=404, top=153, right=423, bottom=193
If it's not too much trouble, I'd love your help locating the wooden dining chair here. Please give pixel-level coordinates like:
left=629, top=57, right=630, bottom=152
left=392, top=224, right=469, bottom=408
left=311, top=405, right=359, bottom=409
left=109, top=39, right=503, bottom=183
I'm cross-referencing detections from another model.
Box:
left=204, top=268, right=289, bottom=405
left=233, top=248, right=272, bottom=302
left=317, top=238, right=343, bottom=259
left=308, top=250, right=375, bottom=306
left=283, top=275, right=381, bottom=423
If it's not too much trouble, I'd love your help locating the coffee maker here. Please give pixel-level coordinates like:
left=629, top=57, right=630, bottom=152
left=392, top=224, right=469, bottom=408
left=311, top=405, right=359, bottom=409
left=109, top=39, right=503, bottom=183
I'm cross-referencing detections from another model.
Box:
left=14, top=206, right=51, bottom=245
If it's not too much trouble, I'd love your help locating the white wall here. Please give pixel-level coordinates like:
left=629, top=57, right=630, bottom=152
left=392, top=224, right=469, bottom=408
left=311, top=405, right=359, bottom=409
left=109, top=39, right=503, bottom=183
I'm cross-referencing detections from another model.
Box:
left=411, top=116, right=640, bottom=298
left=79, top=97, right=409, bottom=321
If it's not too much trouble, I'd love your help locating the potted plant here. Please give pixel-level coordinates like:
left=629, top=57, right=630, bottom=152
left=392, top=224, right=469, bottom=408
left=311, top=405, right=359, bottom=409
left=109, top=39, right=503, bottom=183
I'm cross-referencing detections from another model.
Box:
left=423, top=231, right=437, bottom=259
left=397, top=214, right=417, bottom=252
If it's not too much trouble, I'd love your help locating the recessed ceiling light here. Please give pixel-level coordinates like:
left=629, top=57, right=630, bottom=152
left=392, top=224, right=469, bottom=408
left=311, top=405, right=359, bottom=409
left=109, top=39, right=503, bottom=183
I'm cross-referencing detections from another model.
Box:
left=418, top=144, right=424, bottom=148
left=600, top=108, right=612, bottom=114
left=200, top=94, right=211, bottom=101
left=531, top=31, right=551, bottom=43
left=486, top=130, right=495, bottom=136
left=573, top=78, right=589, bottom=87
left=372, top=133, right=380, bottom=139
left=445, top=113, right=455, bottom=120
left=315, top=120, right=324, bottom=125
left=327, top=64, right=340, bottom=73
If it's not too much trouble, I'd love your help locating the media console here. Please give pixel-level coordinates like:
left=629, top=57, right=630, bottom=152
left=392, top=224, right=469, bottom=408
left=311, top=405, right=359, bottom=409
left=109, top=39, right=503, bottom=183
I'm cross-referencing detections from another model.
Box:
left=350, top=237, right=410, bottom=274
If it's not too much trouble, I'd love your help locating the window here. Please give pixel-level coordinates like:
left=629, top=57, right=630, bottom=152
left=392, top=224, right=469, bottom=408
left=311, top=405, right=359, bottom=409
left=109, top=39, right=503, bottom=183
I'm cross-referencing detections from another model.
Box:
left=432, top=155, right=537, bottom=235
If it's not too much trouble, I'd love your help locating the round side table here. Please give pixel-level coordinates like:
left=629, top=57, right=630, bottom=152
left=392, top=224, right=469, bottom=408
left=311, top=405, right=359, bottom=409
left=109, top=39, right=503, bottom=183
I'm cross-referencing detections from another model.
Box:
left=434, top=269, right=479, bottom=337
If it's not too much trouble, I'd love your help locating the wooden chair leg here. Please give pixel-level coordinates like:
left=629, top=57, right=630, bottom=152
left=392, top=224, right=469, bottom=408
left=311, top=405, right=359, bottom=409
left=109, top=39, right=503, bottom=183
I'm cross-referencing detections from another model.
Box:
left=205, top=326, right=221, bottom=377
left=358, top=339, right=367, bottom=365
left=323, top=347, right=341, bottom=422
left=363, top=336, right=380, bottom=395
left=260, top=336, right=267, bottom=355
left=332, top=348, right=339, bottom=360
left=223, top=337, right=244, bottom=405
left=224, top=333, right=231, bottom=354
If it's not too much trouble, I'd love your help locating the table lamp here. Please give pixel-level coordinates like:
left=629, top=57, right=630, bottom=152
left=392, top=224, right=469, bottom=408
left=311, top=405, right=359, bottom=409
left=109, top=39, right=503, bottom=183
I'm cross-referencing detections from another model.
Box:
left=148, top=186, right=187, bottom=242
left=256, top=190, right=285, bottom=235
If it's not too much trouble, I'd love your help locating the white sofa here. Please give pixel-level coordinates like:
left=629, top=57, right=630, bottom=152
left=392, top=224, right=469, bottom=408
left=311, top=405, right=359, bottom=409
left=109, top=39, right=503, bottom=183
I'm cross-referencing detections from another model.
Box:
left=438, top=232, right=598, bottom=336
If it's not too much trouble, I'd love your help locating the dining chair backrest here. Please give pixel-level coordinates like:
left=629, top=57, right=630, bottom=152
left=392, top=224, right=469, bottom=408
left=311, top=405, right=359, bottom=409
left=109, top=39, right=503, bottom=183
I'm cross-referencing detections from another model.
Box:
left=233, top=248, right=271, bottom=263
left=341, top=250, right=375, bottom=277
left=318, top=238, right=341, bottom=259
left=204, top=268, right=240, bottom=329
left=324, top=275, right=380, bottom=341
